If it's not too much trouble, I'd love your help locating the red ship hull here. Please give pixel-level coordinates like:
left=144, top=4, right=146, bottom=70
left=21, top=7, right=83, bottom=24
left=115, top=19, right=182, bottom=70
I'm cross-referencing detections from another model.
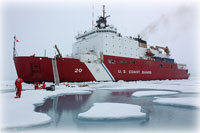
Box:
left=104, top=55, right=189, bottom=81
left=14, top=55, right=189, bottom=83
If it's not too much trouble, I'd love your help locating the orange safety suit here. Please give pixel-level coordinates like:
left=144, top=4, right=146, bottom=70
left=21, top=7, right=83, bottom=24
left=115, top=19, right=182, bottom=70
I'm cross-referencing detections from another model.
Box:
left=15, top=77, right=23, bottom=98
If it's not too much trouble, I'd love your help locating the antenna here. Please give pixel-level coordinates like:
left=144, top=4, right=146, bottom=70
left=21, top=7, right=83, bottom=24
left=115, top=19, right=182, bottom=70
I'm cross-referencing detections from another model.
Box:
left=44, top=49, right=46, bottom=57
left=92, top=4, right=94, bottom=28
left=103, top=5, right=105, bottom=18
left=96, top=5, right=110, bottom=29
left=13, top=35, right=16, bottom=58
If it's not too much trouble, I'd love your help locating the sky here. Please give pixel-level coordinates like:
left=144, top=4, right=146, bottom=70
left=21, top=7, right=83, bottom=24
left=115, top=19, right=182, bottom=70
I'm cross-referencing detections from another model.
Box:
left=0, top=0, right=199, bottom=80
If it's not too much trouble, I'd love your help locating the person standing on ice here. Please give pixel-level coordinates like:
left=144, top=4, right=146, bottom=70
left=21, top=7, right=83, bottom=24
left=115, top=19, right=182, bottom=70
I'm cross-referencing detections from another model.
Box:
left=42, top=82, right=46, bottom=89
left=15, top=77, right=23, bottom=98
left=33, top=81, right=40, bottom=90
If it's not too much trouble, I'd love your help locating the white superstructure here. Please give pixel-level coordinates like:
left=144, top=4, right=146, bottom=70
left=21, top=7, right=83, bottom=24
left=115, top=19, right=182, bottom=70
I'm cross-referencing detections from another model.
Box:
left=72, top=5, right=170, bottom=64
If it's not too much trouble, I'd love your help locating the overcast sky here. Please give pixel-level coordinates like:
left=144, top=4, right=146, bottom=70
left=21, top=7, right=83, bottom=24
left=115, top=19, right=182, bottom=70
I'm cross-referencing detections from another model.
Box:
left=1, top=0, right=199, bottom=80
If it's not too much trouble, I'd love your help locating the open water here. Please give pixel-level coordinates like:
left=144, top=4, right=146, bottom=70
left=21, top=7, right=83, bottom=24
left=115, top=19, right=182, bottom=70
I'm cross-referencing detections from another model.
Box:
left=18, top=89, right=200, bottom=132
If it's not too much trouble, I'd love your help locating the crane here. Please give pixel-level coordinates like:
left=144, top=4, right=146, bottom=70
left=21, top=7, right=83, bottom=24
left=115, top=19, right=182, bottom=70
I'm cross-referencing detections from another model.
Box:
left=54, top=44, right=62, bottom=58
left=155, top=46, right=170, bottom=55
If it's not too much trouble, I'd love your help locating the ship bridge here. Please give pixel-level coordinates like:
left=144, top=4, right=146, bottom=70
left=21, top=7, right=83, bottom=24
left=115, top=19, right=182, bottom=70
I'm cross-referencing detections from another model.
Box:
left=75, top=27, right=117, bottom=40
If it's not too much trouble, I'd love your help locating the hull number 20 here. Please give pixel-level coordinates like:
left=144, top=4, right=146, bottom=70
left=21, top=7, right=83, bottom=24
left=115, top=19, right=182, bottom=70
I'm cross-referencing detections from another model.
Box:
left=75, top=68, right=82, bottom=73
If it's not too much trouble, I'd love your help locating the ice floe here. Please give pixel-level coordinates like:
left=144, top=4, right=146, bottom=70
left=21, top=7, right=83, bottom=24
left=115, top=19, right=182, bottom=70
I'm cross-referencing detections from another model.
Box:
left=78, top=103, right=146, bottom=120
left=89, top=76, right=200, bottom=93
left=1, top=76, right=199, bottom=129
left=132, top=90, right=179, bottom=97
left=0, top=86, right=92, bottom=129
left=153, top=97, right=200, bottom=108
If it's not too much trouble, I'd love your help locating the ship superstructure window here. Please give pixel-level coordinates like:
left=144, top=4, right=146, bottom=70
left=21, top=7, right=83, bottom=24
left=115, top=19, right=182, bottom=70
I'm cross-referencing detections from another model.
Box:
left=75, top=29, right=118, bottom=39
left=120, top=60, right=127, bottom=63
left=160, top=64, right=163, bottom=68
left=130, top=61, right=136, bottom=64
left=76, top=31, right=96, bottom=40
left=96, top=30, right=117, bottom=34
left=108, top=59, right=116, bottom=64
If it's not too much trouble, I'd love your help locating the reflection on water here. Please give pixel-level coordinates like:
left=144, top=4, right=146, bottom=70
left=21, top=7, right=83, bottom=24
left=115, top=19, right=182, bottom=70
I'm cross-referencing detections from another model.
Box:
left=31, top=89, right=199, bottom=132
left=111, top=90, right=136, bottom=96
left=35, top=94, right=91, bottom=128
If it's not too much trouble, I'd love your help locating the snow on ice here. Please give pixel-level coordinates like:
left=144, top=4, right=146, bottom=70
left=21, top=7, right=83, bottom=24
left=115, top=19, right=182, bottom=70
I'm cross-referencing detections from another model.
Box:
left=89, top=76, right=200, bottom=93
left=78, top=103, right=146, bottom=120
left=132, top=90, right=179, bottom=97
left=0, top=76, right=199, bottom=129
left=0, top=84, right=92, bottom=129
left=153, top=97, right=200, bottom=108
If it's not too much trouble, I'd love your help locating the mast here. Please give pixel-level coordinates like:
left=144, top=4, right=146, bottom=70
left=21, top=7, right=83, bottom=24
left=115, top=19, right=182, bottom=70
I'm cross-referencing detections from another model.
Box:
left=13, top=35, right=16, bottom=58
left=103, top=5, right=105, bottom=18
left=96, top=5, right=110, bottom=29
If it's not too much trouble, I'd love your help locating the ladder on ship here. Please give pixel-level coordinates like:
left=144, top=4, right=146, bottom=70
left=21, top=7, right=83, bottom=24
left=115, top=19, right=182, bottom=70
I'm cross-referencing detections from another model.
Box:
left=52, top=58, right=60, bottom=85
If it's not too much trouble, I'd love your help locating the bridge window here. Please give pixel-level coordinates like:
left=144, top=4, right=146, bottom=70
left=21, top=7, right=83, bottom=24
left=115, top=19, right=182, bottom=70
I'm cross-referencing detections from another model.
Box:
left=108, top=59, right=116, bottom=64
left=120, top=60, right=127, bottom=63
left=160, top=64, right=163, bottom=68
left=130, top=61, right=136, bottom=64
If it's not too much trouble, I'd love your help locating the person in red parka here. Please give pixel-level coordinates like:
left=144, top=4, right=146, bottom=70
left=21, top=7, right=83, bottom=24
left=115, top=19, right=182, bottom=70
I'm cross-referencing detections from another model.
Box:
left=15, top=77, right=23, bottom=98
left=33, top=82, right=40, bottom=90
left=42, top=82, right=46, bottom=89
